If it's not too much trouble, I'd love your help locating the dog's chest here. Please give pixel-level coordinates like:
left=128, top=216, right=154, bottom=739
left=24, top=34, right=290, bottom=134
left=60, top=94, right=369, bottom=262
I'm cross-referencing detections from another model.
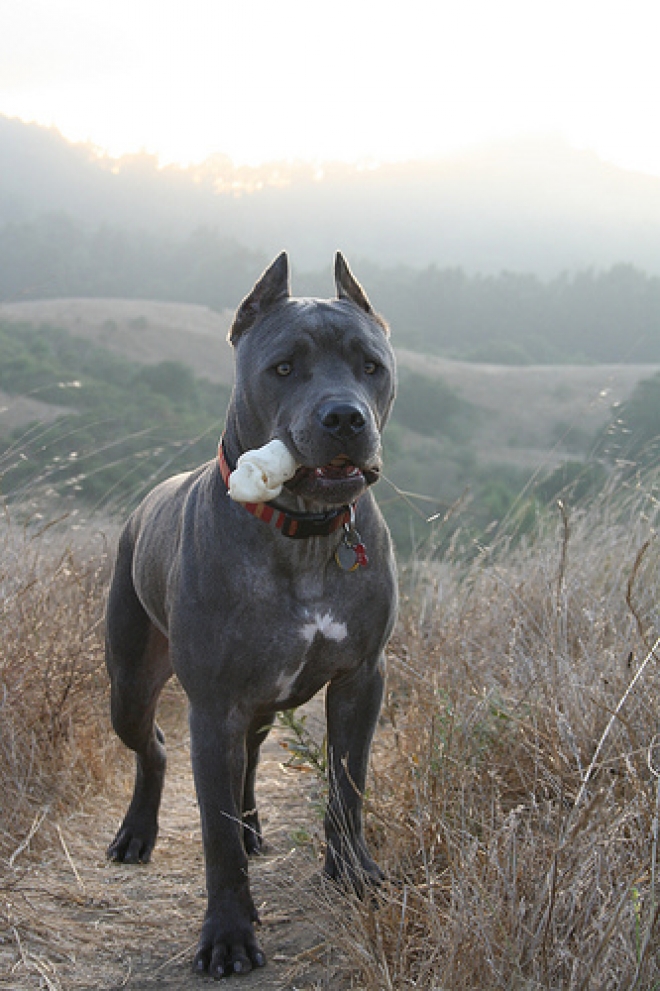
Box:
left=268, top=605, right=349, bottom=704
left=171, top=524, right=394, bottom=710
left=245, top=566, right=375, bottom=709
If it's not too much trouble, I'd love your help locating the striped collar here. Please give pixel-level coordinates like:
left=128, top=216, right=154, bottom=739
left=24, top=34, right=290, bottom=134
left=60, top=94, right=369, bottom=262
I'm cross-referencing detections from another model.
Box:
left=217, top=440, right=353, bottom=540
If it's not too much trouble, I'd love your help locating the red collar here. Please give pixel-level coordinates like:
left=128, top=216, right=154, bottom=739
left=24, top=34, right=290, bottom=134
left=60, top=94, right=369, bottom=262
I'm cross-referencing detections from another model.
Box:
left=217, top=440, right=353, bottom=540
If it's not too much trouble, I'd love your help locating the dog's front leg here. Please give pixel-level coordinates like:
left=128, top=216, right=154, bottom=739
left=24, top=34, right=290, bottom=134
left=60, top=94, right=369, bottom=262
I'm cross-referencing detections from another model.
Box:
left=324, top=658, right=385, bottom=890
left=188, top=704, right=266, bottom=978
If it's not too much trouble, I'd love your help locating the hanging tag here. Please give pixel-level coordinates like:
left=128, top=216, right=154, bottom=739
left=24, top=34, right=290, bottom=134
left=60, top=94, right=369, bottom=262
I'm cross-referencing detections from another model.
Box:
left=335, top=540, right=361, bottom=571
left=335, top=508, right=368, bottom=571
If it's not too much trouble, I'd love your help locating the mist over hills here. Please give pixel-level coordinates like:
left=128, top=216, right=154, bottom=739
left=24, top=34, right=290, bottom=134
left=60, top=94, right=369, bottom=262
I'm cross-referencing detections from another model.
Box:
left=4, top=113, right=660, bottom=544
left=3, top=114, right=660, bottom=275
left=4, top=115, right=660, bottom=368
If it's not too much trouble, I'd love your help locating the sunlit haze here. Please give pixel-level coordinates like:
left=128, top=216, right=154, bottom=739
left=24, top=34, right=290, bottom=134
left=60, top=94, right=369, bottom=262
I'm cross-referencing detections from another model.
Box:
left=2, top=0, right=660, bottom=175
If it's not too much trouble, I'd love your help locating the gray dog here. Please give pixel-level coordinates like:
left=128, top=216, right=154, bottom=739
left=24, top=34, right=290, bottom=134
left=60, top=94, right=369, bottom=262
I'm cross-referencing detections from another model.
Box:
left=105, top=252, right=397, bottom=978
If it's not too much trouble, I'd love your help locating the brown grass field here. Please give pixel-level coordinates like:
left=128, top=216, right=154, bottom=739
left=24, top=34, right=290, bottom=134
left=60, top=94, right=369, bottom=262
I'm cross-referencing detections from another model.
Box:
left=3, top=466, right=660, bottom=988
left=3, top=297, right=660, bottom=986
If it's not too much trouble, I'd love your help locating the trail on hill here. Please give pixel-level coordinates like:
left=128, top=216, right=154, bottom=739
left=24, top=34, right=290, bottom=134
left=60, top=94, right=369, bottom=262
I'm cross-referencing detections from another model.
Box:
left=2, top=694, right=349, bottom=990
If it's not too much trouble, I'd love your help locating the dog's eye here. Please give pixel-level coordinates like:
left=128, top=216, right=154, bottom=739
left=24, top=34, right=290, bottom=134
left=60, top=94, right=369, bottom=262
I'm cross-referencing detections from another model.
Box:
left=276, top=362, right=293, bottom=377
left=364, top=360, right=378, bottom=375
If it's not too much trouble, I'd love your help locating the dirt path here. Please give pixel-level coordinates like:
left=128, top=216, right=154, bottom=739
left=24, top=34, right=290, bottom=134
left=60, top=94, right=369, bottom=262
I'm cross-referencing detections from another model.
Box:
left=2, top=692, right=351, bottom=990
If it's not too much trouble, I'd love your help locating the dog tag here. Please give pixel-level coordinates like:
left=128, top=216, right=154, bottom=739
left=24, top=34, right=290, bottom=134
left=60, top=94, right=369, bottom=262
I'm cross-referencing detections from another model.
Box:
left=336, top=540, right=361, bottom=571
left=335, top=522, right=369, bottom=571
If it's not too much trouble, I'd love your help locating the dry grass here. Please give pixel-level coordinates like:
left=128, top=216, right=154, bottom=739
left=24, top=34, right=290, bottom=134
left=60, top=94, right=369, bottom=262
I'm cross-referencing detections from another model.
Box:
left=4, top=472, right=660, bottom=988
left=0, top=511, right=130, bottom=989
left=0, top=511, right=115, bottom=862
left=317, top=474, right=660, bottom=990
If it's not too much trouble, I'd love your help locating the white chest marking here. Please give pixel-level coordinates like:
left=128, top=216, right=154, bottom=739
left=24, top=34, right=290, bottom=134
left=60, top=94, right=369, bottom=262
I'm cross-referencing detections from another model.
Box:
left=275, top=612, right=348, bottom=702
left=300, top=611, right=348, bottom=645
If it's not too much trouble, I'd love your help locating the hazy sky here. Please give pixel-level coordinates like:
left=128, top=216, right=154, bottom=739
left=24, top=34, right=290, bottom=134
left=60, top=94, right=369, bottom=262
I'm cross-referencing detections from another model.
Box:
left=2, top=0, right=660, bottom=174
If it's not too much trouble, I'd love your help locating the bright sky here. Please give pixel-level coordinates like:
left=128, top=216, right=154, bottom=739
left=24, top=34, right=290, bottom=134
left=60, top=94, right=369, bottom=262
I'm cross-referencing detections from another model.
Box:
left=2, top=0, right=660, bottom=175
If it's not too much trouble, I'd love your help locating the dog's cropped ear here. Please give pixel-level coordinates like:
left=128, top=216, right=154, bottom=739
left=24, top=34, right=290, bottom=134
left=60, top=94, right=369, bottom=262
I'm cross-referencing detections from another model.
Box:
left=229, top=252, right=290, bottom=344
left=335, top=252, right=389, bottom=333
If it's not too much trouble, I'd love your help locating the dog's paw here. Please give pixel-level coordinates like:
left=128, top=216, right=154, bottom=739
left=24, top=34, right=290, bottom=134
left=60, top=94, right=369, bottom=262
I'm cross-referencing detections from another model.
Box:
left=192, top=903, right=265, bottom=978
left=107, top=819, right=158, bottom=864
left=323, top=845, right=385, bottom=896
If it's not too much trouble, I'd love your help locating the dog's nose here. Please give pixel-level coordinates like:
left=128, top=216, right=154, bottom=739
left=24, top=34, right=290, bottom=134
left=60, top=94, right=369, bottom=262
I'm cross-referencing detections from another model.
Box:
left=318, top=402, right=367, bottom=439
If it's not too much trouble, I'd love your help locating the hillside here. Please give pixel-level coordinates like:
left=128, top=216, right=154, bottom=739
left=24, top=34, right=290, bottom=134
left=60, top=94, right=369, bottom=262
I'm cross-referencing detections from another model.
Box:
left=2, top=297, right=657, bottom=465
left=0, top=298, right=236, bottom=385
left=396, top=349, right=659, bottom=466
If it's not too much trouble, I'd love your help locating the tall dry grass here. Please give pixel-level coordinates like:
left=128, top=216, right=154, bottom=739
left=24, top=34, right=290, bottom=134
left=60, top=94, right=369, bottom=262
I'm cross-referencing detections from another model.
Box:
left=0, top=511, right=114, bottom=864
left=4, top=472, right=660, bottom=988
left=322, top=474, right=660, bottom=990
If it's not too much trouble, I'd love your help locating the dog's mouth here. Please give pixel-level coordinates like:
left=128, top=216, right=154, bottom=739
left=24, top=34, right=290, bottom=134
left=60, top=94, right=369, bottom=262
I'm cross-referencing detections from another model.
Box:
left=286, top=455, right=380, bottom=502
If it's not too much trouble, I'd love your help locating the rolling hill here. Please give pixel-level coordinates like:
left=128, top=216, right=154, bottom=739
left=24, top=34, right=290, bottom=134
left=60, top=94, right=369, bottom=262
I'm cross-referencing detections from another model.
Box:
left=2, top=297, right=657, bottom=470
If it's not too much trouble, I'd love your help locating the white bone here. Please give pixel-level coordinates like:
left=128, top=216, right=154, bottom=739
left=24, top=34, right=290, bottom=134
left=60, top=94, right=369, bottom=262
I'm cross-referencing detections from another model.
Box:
left=228, top=439, right=298, bottom=503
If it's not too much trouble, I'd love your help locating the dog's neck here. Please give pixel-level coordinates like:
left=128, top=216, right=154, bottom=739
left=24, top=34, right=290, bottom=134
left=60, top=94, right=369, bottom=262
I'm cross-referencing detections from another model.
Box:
left=217, top=437, right=354, bottom=540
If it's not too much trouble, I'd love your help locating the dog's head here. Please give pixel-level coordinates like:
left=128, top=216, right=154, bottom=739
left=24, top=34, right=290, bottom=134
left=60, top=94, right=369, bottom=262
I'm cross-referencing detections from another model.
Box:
left=227, top=252, right=396, bottom=507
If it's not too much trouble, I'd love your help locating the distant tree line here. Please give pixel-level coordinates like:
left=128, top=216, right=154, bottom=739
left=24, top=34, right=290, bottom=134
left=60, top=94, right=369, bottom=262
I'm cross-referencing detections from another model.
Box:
left=2, top=213, right=660, bottom=365
left=332, top=262, right=660, bottom=364
left=0, top=214, right=268, bottom=312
